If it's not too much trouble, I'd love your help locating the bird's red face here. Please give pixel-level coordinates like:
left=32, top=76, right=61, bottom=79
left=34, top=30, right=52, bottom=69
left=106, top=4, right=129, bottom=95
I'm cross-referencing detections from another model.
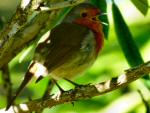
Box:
left=73, top=7, right=104, bottom=53
left=73, top=8, right=101, bottom=32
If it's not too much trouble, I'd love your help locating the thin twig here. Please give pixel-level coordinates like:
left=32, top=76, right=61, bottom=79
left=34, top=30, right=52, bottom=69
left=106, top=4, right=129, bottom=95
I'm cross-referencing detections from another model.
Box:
left=1, top=65, right=12, bottom=106
left=138, top=90, right=150, bottom=113
left=40, top=0, right=85, bottom=11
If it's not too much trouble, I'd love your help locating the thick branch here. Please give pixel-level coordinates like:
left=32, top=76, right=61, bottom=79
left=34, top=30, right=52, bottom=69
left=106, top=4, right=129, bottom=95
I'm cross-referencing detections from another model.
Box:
left=1, top=61, right=150, bottom=113
left=0, top=0, right=85, bottom=68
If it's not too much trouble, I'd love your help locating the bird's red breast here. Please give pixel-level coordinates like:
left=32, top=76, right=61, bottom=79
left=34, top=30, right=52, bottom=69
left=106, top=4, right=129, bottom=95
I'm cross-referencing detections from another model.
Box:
left=73, top=8, right=104, bottom=53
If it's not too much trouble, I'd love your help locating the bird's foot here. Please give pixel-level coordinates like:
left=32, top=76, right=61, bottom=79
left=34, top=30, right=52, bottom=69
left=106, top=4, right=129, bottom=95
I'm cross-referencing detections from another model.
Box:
left=52, top=79, right=65, bottom=92
left=51, top=79, right=68, bottom=100
left=63, top=78, right=91, bottom=88
left=42, top=80, right=54, bottom=100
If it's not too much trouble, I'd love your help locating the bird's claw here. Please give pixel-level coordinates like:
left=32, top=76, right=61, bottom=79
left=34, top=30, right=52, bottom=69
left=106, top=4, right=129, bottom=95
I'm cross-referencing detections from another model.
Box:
left=52, top=79, right=65, bottom=93
left=63, top=78, right=91, bottom=88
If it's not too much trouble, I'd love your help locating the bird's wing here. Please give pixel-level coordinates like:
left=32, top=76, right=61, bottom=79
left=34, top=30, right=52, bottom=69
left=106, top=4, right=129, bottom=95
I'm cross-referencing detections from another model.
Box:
left=42, top=22, right=91, bottom=72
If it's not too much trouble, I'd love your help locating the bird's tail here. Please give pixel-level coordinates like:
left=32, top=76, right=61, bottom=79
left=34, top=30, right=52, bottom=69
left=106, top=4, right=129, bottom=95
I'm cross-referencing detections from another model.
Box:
left=5, top=62, right=35, bottom=110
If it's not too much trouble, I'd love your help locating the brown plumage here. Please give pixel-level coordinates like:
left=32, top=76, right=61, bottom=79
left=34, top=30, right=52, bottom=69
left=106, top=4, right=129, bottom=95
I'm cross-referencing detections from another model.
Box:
left=6, top=3, right=104, bottom=110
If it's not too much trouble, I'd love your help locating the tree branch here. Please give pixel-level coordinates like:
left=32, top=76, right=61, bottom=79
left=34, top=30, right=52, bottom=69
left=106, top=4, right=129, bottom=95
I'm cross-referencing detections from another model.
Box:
left=1, top=65, right=12, bottom=106
left=1, top=61, right=150, bottom=113
left=0, top=0, right=85, bottom=68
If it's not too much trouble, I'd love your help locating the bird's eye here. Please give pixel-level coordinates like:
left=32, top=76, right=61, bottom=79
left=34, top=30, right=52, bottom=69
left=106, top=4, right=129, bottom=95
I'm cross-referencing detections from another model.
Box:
left=92, top=17, right=96, bottom=21
left=81, top=12, right=87, bottom=17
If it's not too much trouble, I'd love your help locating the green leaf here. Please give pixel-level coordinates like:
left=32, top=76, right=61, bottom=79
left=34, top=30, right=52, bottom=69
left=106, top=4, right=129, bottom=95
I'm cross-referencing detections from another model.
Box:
left=131, top=0, right=149, bottom=15
left=91, top=0, right=109, bottom=39
left=112, top=2, right=149, bottom=79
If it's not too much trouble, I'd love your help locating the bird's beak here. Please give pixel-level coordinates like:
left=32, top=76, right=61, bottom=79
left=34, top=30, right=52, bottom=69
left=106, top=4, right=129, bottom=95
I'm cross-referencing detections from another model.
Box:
left=100, top=13, right=107, bottom=16
left=98, top=12, right=108, bottom=26
left=95, top=12, right=107, bottom=20
left=91, top=15, right=100, bottom=21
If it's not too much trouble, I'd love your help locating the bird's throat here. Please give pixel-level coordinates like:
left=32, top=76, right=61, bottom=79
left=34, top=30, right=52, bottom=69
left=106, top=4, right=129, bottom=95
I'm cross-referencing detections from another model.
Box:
left=94, top=29, right=104, bottom=53
left=74, top=18, right=104, bottom=54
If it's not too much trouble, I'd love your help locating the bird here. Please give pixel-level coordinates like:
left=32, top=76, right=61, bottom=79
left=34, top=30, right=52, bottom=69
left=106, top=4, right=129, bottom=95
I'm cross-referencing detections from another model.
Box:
left=6, top=3, right=104, bottom=110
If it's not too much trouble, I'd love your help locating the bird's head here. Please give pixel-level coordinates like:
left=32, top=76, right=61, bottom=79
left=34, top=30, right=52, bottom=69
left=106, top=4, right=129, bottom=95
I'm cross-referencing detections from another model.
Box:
left=64, top=3, right=102, bottom=32
left=64, top=3, right=104, bottom=53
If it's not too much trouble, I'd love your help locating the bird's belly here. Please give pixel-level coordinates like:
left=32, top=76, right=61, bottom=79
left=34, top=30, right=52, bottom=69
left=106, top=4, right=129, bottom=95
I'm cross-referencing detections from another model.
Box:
left=50, top=50, right=96, bottom=80
left=49, top=29, right=97, bottom=80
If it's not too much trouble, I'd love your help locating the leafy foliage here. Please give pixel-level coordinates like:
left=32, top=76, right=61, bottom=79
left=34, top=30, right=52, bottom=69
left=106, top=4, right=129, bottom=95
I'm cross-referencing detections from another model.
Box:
left=91, top=0, right=109, bottom=39
left=112, top=2, right=145, bottom=67
left=131, top=0, right=149, bottom=15
left=112, top=2, right=149, bottom=80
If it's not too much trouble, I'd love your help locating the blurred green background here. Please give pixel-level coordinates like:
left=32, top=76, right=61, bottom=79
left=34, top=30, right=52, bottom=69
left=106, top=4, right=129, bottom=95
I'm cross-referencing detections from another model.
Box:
left=0, top=0, right=150, bottom=113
